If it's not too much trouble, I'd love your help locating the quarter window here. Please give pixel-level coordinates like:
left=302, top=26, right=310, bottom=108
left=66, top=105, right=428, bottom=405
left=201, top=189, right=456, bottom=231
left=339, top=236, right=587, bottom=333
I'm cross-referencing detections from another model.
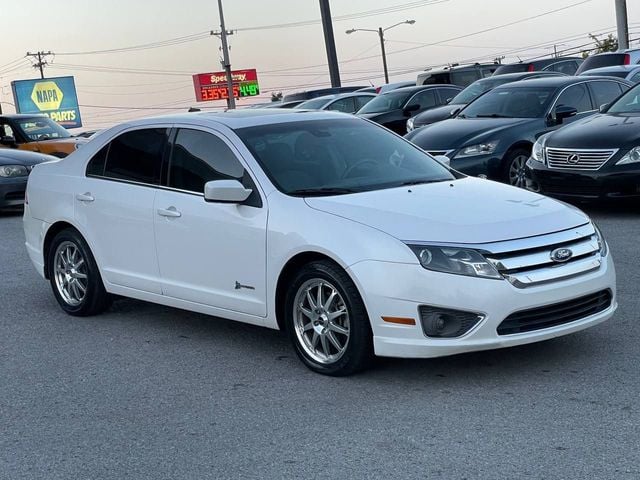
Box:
left=354, top=95, right=374, bottom=111
left=555, top=84, right=592, bottom=113
left=103, top=128, right=167, bottom=184
left=86, top=145, right=108, bottom=177
left=168, top=129, right=244, bottom=193
left=589, top=81, right=624, bottom=109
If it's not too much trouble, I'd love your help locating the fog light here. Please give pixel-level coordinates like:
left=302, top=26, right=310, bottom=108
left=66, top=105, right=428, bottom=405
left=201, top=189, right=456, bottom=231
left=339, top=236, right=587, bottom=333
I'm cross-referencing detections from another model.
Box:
left=419, top=306, right=484, bottom=338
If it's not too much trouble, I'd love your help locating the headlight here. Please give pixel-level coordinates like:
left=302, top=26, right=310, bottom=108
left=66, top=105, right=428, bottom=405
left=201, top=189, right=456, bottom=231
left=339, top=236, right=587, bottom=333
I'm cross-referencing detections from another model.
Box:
left=0, top=165, right=29, bottom=178
left=455, top=140, right=499, bottom=158
left=408, top=245, right=502, bottom=279
left=616, top=146, right=640, bottom=165
left=593, top=224, right=608, bottom=257
left=407, top=117, right=415, bottom=132
left=531, top=134, right=550, bottom=164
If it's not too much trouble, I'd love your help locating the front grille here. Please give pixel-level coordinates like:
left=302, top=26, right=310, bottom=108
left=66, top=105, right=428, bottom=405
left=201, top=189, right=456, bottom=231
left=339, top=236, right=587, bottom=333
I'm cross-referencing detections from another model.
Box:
left=546, top=147, right=617, bottom=171
left=485, top=224, right=602, bottom=288
left=541, top=183, right=602, bottom=197
left=497, top=289, right=612, bottom=335
left=4, top=191, right=25, bottom=201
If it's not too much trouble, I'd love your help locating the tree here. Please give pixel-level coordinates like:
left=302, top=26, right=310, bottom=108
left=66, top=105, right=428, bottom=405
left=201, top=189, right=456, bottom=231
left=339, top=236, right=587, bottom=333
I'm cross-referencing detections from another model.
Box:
left=271, top=92, right=283, bottom=102
left=583, top=34, right=618, bottom=58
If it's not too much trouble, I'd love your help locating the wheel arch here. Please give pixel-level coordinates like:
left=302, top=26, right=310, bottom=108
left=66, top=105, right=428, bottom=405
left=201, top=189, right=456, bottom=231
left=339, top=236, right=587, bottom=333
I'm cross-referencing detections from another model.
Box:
left=42, top=221, right=83, bottom=279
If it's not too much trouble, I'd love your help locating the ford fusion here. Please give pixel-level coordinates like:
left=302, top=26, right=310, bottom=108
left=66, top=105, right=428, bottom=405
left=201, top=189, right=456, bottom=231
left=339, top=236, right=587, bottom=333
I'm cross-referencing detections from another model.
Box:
left=527, top=82, right=640, bottom=199
left=405, top=77, right=631, bottom=187
left=24, top=110, right=616, bottom=376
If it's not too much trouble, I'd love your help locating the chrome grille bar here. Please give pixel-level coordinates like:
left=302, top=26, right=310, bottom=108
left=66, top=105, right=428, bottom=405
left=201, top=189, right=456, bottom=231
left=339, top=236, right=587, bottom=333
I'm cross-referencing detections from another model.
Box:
left=546, top=147, right=617, bottom=171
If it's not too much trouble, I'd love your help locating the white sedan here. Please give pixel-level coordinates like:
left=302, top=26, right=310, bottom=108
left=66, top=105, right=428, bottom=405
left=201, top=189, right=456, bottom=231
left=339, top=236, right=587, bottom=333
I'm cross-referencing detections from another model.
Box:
left=24, top=110, right=616, bottom=375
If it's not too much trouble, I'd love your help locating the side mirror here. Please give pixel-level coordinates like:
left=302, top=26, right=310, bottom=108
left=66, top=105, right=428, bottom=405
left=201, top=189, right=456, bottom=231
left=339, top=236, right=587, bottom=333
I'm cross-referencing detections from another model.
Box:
left=599, top=103, right=609, bottom=113
left=404, top=104, right=421, bottom=116
left=450, top=107, right=461, bottom=117
left=0, top=135, right=16, bottom=146
left=204, top=179, right=252, bottom=203
left=553, top=105, right=578, bottom=124
left=434, top=155, right=451, bottom=167
left=445, top=97, right=453, bottom=104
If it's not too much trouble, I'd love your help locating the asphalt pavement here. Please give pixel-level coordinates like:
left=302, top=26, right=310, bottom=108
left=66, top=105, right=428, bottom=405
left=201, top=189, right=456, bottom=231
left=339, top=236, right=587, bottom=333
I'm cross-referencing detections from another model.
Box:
left=1, top=204, right=639, bottom=479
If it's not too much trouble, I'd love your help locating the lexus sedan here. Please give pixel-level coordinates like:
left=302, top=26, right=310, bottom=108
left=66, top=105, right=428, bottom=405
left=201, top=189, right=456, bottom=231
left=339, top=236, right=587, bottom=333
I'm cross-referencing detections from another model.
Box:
left=527, top=82, right=640, bottom=200
left=405, top=76, right=631, bottom=186
left=0, top=149, right=54, bottom=208
left=25, top=110, right=616, bottom=375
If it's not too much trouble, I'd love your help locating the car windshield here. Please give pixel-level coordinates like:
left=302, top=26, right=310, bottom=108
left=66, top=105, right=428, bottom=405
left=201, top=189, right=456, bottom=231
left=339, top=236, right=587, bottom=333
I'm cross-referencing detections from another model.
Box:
left=235, top=118, right=456, bottom=195
left=296, top=97, right=334, bottom=110
left=606, top=84, right=640, bottom=114
left=451, top=77, right=514, bottom=105
left=459, top=86, right=556, bottom=119
left=357, top=90, right=414, bottom=114
left=16, top=116, right=70, bottom=140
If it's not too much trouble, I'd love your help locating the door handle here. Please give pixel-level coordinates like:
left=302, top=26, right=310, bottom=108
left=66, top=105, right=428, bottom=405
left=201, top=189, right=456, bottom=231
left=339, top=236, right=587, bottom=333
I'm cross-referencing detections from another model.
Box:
left=157, top=206, right=182, bottom=218
left=75, top=192, right=94, bottom=203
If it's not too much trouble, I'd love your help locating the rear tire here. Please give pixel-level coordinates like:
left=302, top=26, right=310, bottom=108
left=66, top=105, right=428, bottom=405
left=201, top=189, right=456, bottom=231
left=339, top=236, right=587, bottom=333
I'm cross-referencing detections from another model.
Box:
left=503, top=148, right=531, bottom=188
left=48, top=228, right=111, bottom=316
left=284, top=260, right=373, bottom=376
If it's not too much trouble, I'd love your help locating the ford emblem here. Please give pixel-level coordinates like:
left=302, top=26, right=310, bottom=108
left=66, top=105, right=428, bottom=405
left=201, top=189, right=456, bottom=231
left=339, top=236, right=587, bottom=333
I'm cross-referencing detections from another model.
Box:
left=551, top=248, right=573, bottom=263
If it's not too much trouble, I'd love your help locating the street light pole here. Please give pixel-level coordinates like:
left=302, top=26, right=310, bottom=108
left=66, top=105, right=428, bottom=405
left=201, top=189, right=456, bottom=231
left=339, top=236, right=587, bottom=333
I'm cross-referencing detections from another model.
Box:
left=615, top=0, right=629, bottom=50
left=217, top=0, right=236, bottom=110
left=346, top=20, right=415, bottom=85
left=378, top=28, right=389, bottom=84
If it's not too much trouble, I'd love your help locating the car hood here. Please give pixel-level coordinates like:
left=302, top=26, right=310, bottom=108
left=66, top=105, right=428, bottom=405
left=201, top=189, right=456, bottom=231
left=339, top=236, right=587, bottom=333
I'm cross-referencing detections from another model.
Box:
left=405, top=117, right=536, bottom=149
left=546, top=113, right=640, bottom=149
left=413, top=104, right=465, bottom=126
left=305, top=177, right=589, bottom=244
left=358, top=110, right=402, bottom=122
left=0, top=148, right=55, bottom=166
left=39, top=137, right=88, bottom=146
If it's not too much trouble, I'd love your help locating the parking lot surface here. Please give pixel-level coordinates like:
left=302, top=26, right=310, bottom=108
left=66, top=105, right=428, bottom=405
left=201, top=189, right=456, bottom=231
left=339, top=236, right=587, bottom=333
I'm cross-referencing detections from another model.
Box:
left=1, top=204, right=639, bottom=479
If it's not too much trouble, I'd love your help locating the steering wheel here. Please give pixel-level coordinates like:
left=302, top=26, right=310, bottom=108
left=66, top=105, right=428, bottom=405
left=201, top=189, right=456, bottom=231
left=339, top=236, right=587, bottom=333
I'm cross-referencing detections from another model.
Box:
left=342, top=159, right=378, bottom=179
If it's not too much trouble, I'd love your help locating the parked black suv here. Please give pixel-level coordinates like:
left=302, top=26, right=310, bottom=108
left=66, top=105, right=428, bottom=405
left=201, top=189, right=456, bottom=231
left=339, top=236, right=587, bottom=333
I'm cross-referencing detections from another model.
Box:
left=493, top=57, right=583, bottom=76
left=405, top=76, right=632, bottom=186
left=416, top=63, right=499, bottom=87
left=527, top=82, right=640, bottom=200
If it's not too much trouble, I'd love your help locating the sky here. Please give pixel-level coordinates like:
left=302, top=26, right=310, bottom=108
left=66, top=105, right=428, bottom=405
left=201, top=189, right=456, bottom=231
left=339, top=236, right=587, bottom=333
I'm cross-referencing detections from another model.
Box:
left=1, top=0, right=639, bottom=130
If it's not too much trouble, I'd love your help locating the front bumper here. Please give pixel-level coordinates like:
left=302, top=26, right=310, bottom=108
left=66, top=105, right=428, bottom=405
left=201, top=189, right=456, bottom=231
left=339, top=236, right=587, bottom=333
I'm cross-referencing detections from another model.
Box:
left=526, top=159, right=640, bottom=200
left=0, top=177, right=28, bottom=207
left=348, top=254, right=616, bottom=359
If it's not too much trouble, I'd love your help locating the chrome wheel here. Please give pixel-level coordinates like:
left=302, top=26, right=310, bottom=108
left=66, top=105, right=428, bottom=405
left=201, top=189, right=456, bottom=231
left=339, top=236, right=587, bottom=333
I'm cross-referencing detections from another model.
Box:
left=293, top=279, right=350, bottom=365
left=53, top=241, right=88, bottom=307
left=508, top=154, right=529, bottom=188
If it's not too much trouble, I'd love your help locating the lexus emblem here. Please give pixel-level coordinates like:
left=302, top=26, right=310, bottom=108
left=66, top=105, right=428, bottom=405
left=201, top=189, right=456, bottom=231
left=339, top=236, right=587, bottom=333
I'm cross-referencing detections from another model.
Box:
left=567, top=153, right=580, bottom=164
left=551, top=248, right=573, bottom=263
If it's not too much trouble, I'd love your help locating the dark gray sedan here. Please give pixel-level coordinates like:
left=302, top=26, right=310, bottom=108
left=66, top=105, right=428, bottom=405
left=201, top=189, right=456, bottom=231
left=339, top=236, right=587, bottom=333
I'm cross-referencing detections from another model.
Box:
left=0, top=149, right=55, bottom=208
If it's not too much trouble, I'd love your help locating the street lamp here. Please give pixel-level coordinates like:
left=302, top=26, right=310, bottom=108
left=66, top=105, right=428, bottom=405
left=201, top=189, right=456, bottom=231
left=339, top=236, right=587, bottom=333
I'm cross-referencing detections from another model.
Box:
left=346, top=20, right=415, bottom=84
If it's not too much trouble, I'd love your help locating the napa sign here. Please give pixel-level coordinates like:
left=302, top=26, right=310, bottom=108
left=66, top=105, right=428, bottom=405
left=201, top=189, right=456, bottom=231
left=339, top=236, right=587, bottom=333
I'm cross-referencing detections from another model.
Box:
left=11, top=76, right=82, bottom=129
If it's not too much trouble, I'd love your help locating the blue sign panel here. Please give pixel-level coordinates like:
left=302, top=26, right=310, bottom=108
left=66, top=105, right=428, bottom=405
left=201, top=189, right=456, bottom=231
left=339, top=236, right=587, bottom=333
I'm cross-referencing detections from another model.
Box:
left=11, top=76, right=82, bottom=129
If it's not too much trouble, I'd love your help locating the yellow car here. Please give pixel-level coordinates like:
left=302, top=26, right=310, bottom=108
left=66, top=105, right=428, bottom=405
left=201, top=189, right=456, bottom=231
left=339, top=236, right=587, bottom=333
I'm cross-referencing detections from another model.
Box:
left=0, top=114, right=87, bottom=158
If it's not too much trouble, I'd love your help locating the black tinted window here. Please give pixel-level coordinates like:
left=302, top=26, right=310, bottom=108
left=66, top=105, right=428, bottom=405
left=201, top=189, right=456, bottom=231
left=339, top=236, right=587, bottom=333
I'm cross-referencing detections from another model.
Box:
left=555, top=84, right=592, bottom=113
left=169, top=129, right=244, bottom=193
left=104, top=128, right=167, bottom=184
left=589, top=81, right=624, bottom=109
left=576, top=54, right=628, bottom=74
left=439, top=88, right=462, bottom=104
left=86, top=145, right=108, bottom=177
left=408, top=89, right=437, bottom=109
left=326, top=97, right=355, bottom=113
left=552, top=60, right=579, bottom=75
left=451, top=70, right=481, bottom=87
left=354, top=95, right=374, bottom=110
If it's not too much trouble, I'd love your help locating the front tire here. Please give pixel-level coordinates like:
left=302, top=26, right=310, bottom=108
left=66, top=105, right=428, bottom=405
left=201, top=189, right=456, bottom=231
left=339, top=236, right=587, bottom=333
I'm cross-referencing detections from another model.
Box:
left=503, top=148, right=531, bottom=188
left=284, top=260, right=373, bottom=376
left=48, top=229, right=111, bottom=316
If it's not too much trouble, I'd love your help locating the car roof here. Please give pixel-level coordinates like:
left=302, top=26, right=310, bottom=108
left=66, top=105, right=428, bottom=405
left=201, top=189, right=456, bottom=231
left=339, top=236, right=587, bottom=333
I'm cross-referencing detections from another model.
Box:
left=382, top=84, right=454, bottom=95
left=492, top=75, right=631, bottom=89
left=580, top=65, right=640, bottom=73
left=589, top=48, right=640, bottom=56
left=119, top=109, right=354, bottom=130
left=481, top=71, right=563, bottom=82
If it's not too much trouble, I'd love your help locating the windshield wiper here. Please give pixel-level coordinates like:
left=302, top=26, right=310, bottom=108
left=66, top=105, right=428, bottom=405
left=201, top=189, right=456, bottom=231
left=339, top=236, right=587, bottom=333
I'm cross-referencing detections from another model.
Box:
left=288, top=187, right=359, bottom=197
left=398, top=179, right=447, bottom=187
left=475, top=113, right=512, bottom=118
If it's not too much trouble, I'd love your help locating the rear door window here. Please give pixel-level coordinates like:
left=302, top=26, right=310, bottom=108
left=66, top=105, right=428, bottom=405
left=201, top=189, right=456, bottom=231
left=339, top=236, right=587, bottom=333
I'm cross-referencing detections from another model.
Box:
left=588, top=81, right=625, bottom=109
left=438, top=88, right=462, bottom=104
left=354, top=95, right=374, bottom=111
left=103, top=128, right=168, bottom=185
left=555, top=84, right=593, bottom=113
left=407, top=89, right=438, bottom=109
left=326, top=97, right=356, bottom=113
left=551, top=61, right=580, bottom=75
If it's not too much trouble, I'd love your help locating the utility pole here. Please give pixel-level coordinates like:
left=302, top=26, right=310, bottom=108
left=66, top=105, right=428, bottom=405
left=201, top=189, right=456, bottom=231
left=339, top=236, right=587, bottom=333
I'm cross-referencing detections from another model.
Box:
left=319, top=0, right=341, bottom=87
left=554, top=44, right=558, bottom=58
left=216, top=0, right=235, bottom=109
left=378, top=28, right=389, bottom=84
left=615, top=0, right=629, bottom=50
left=26, top=51, right=52, bottom=79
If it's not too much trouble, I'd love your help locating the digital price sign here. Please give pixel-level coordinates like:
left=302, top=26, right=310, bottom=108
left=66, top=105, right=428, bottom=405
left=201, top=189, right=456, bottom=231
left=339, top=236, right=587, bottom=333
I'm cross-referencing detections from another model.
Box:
left=192, top=69, right=260, bottom=102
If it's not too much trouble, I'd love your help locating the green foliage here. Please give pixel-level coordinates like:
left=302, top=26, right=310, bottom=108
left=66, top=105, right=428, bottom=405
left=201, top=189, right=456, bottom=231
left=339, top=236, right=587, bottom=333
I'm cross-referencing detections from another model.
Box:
left=583, top=34, right=618, bottom=58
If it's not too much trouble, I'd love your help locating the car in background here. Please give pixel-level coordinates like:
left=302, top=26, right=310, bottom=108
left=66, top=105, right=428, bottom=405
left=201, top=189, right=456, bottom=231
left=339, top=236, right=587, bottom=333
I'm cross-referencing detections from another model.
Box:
left=493, top=57, right=583, bottom=76
left=405, top=76, right=632, bottom=186
left=282, top=86, right=367, bottom=103
left=357, top=81, right=416, bottom=95
left=0, top=114, right=86, bottom=158
left=357, top=84, right=463, bottom=134
left=579, top=65, right=640, bottom=83
left=416, top=63, right=499, bottom=87
left=263, top=100, right=306, bottom=109
left=295, top=92, right=376, bottom=114
left=527, top=82, right=640, bottom=200
left=0, top=149, right=54, bottom=208
left=575, top=48, right=640, bottom=75
left=74, top=130, right=99, bottom=139
left=24, top=110, right=616, bottom=376
left=407, top=71, right=565, bottom=132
